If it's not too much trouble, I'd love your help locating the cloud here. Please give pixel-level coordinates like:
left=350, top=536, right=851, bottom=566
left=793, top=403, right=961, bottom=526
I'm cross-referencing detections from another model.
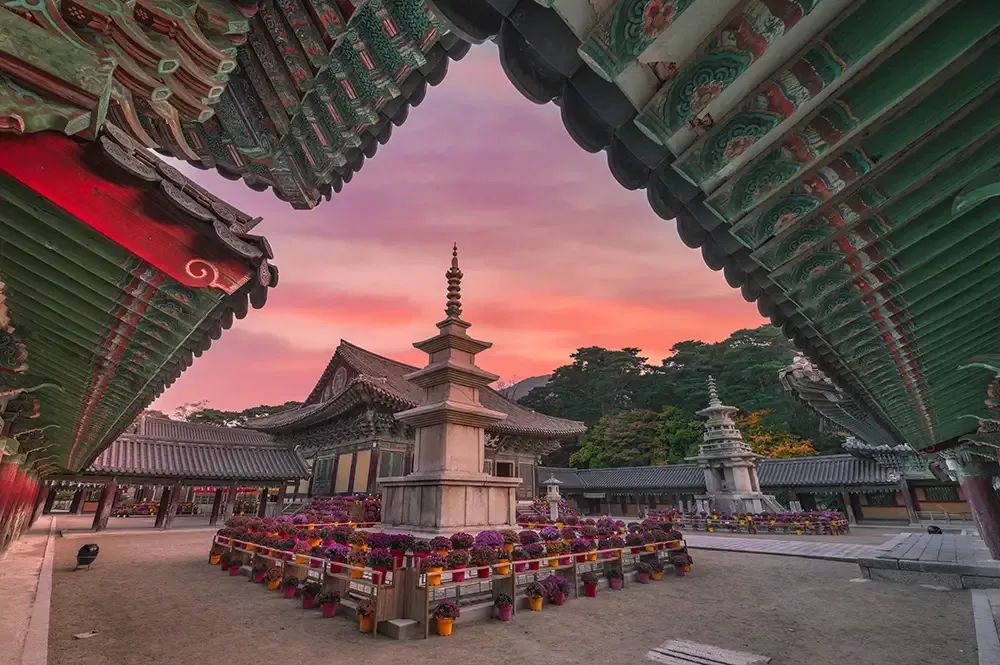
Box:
left=152, top=43, right=765, bottom=412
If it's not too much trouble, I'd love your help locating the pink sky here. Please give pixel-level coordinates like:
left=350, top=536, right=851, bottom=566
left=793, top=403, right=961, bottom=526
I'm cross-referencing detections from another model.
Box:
left=153, top=45, right=765, bottom=413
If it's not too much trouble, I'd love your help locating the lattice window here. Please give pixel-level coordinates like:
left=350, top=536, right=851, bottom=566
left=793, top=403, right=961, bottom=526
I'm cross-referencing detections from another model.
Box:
left=379, top=450, right=404, bottom=478
left=924, top=486, right=960, bottom=502
left=864, top=491, right=899, bottom=506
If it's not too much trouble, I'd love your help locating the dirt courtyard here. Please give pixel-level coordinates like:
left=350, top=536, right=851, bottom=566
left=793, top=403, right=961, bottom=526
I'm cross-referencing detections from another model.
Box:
left=49, top=532, right=975, bottom=665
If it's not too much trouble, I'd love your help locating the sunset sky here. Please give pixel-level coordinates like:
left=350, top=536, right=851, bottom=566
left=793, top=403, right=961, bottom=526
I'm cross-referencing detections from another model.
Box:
left=152, top=44, right=765, bottom=413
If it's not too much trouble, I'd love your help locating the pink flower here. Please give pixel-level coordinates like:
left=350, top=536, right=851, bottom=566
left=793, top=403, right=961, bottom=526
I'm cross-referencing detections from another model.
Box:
left=691, top=81, right=722, bottom=112
left=643, top=1, right=677, bottom=38
left=723, top=135, right=756, bottom=161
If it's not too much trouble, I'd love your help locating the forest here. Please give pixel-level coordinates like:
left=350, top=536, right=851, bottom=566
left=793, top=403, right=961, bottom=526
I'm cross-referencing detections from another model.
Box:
left=518, top=325, right=841, bottom=468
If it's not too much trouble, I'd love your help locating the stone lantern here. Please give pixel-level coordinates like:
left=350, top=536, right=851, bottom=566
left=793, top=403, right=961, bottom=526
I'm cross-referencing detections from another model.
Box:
left=542, top=474, right=563, bottom=522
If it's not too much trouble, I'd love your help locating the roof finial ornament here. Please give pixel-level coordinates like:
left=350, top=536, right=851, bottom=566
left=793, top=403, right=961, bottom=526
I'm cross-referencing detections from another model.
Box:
left=707, top=375, right=722, bottom=407
left=445, top=242, right=463, bottom=320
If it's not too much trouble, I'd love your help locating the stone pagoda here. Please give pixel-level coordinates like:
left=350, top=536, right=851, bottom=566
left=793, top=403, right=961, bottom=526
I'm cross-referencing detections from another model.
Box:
left=378, top=245, right=520, bottom=535
left=694, top=377, right=767, bottom=514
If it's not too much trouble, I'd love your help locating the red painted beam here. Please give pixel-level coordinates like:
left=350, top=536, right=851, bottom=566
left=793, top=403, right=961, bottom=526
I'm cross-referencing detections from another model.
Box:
left=0, top=132, right=254, bottom=295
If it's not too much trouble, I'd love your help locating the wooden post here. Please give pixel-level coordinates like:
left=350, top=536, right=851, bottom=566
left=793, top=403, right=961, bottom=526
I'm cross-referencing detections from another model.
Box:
left=209, top=487, right=225, bottom=526
left=30, top=483, right=48, bottom=525
left=154, top=485, right=171, bottom=528
left=961, top=474, right=1000, bottom=560
left=92, top=481, right=116, bottom=531
left=68, top=488, right=84, bottom=514
left=276, top=482, right=287, bottom=513
left=840, top=489, right=856, bottom=524
left=899, top=479, right=919, bottom=524
left=224, top=482, right=238, bottom=519
left=161, top=482, right=183, bottom=529
left=257, top=487, right=269, bottom=517
left=42, top=485, right=56, bottom=514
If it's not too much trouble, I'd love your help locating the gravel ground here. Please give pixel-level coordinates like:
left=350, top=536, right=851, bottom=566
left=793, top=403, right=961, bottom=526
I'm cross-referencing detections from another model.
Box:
left=49, top=531, right=975, bottom=665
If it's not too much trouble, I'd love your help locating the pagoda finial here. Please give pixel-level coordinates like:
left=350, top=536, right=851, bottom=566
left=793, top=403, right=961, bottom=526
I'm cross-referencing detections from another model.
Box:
left=445, top=242, right=463, bottom=320
left=707, top=375, right=722, bottom=407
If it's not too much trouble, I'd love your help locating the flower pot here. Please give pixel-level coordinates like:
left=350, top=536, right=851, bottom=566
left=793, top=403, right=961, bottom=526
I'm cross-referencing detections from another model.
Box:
left=477, top=567, right=490, bottom=579
left=426, top=568, right=443, bottom=586
left=282, top=586, right=296, bottom=598
left=587, top=552, right=597, bottom=562
left=547, top=557, right=559, bottom=568
left=584, top=583, right=597, bottom=598
left=436, top=617, right=454, bottom=636
left=675, top=567, right=686, bottom=577
left=528, top=561, right=540, bottom=571
left=329, top=562, right=342, bottom=574
left=496, top=563, right=510, bottom=576
left=435, top=549, right=449, bottom=558
left=310, top=559, right=322, bottom=569
left=631, top=547, right=641, bottom=554
left=309, top=538, right=322, bottom=548
left=503, top=543, right=514, bottom=553
left=644, top=545, right=654, bottom=552
left=551, top=592, right=564, bottom=606
left=609, top=578, right=623, bottom=590
left=684, top=565, right=692, bottom=573
left=350, top=569, right=363, bottom=579
left=666, top=541, right=678, bottom=549
left=253, top=571, right=266, bottom=584
left=575, top=554, right=586, bottom=563
left=638, top=572, right=650, bottom=584
left=528, top=596, right=543, bottom=611
left=293, top=555, right=306, bottom=564
left=452, top=569, right=466, bottom=583
left=245, top=544, right=255, bottom=552
left=514, top=562, right=527, bottom=573
left=602, top=552, right=613, bottom=560
left=209, top=554, right=221, bottom=565
left=359, top=615, right=375, bottom=633
left=302, top=595, right=316, bottom=610
left=229, top=564, right=241, bottom=576
left=651, top=571, right=663, bottom=581
left=372, top=568, right=388, bottom=585
left=496, top=605, right=513, bottom=622
left=321, top=603, right=338, bottom=618
left=267, top=578, right=281, bottom=590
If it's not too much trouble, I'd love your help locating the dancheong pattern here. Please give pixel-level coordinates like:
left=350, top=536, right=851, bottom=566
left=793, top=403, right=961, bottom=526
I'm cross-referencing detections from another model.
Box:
left=636, top=0, right=819, bottom=146
left=578, top=0, right=696, bottom=83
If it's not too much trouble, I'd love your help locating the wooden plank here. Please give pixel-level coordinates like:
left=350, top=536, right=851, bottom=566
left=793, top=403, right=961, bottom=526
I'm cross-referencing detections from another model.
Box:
left=648, top=639, right=771, bottom=665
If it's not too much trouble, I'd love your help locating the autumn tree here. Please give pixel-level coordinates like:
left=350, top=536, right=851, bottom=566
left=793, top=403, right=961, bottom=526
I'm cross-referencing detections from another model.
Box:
left=736, top=410, right=819, bottom=458
left=180, top=402, right=304, bottom=427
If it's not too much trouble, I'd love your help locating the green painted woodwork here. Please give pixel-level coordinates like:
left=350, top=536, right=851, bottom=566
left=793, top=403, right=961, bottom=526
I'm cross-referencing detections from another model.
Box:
left=673, top=0, right=931, bottom=186
left=0, top=172, right=226, bottom=472
left=0, top=9, right=114, bottom=137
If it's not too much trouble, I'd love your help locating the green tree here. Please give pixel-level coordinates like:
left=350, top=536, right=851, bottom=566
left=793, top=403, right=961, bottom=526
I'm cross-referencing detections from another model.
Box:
left=569, top=407, right=701, bottom=469
left=183, top=402, right=303, bottom=427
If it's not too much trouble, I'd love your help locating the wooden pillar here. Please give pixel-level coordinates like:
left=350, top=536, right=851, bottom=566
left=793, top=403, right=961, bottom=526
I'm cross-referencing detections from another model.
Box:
left=30, top=483, right=48, bottom=525
left=961, top=474, right=1000, bottom=560
left=154, top=485, right=171, bottom=528
left=899, top=479, right=919, bottom=524
left=69, top=488, right=84, bottom=514
left=257, top=487, right=269, bottom=517
left=346, top=452, right=358, bottom=494
left=366, top=448, right=380, bottom=495
left=92, top=481, right=116, bottom=531
left=276, top=482, right=287, bottom=512
left=161, top=483, right=183, bottom=529
left=840, top=489, right=857, bottom=524
left=42, top=485, right=56, bottom=514
left=224, top=482, right=238, bottom=520
left=209, top=488, right=225, bottom=526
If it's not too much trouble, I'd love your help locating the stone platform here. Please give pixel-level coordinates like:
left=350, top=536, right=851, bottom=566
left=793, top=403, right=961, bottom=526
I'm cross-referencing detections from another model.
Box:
left=858, top=533, right=1000, bottom=589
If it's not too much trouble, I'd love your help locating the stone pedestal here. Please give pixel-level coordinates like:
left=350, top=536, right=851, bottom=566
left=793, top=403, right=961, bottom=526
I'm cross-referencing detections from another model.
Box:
left=380, top=472, right=519, bottom=537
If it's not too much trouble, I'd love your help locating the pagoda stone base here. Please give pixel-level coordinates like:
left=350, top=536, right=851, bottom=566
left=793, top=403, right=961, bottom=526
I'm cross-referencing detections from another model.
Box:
left=378, top=472, right=520, bottom=537
left=698, top=492, right=767, bottom=515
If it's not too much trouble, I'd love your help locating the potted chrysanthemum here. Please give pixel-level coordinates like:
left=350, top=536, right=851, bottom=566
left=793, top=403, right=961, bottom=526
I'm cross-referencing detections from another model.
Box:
left=433, top=600, right=460, bottom=636
left=300, top=581, right=322, bottom=609
left=494, top=593, right=513, bottom=622
left=581, top=571, right=599, bottom=597
left=318, top=590, right=341, bottom=618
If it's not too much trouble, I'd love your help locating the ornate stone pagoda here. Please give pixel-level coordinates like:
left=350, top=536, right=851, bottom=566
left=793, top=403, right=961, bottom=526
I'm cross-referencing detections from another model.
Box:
left=695, top=377, right=767, bottom=514
left=248, top=248, right=585, bottom=507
